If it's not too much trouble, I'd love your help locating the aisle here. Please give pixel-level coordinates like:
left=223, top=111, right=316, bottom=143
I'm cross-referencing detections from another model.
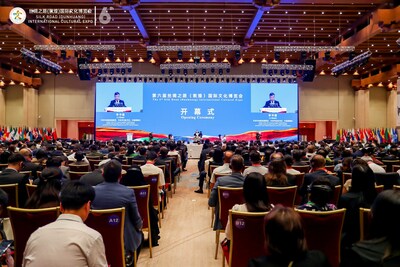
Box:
left=137, top=159, right=222, bottom=266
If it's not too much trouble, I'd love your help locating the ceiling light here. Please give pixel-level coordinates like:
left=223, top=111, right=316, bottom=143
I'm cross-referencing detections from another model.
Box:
left=200, top=57, right=206, bottom=63
left=188, top=57, right=194, bottom=63
left=211, top=57, right=218, bottom=63
left=222, top=58, right=229, bottom=63
left=377, top=82, right=384, bottom=87
left=250, top=58, right=256, bottom=63
left=238, top=58, right=244, bottom=64
left=388, top=82, right=394, bottom=89
left=177, top=59, right=183, bottom=63
left=319, top=70, right=326, bottom=75
left=9, top=80, right=15, bottom=85
left=68, top=69, right=74, bottom=74
left=104, top=57, right=110, bottom=63
left=126, top=57, right=133, bottom=63
left=115, top=57, right=122, bottom=62
left=34, top=69, right=40, bottom=74
left=343, top=72, right=348, bottom=75
left=93, top=57, right=99, bottom=62
left=261, top=58, right=267, bottom=63
left=138, top=57, right=145, bottom=63
left=165, top=57, right=172, bottom=63
left=45, top=71, right=51, bottom=74
left=272, top=59, right=278, bottom=63
left=0, top=80, right=4, bottom=87
left=149, top=57, right=156, bottom=64
left=283, top=58, right=290, bottom=64
left=368, top=83, right=373, bottom=88
left=19, top=82, right=25, bottom=86
left=353, top=70, right=359, bottom=75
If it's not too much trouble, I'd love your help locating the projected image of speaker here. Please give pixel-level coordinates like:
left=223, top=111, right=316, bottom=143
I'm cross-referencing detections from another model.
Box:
left=77, top=58, right=91, bottom=81
left=302, top=59, right=316, bottom=82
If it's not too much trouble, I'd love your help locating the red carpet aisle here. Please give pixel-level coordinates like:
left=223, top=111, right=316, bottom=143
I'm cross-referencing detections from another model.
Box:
left=137, top=159, right=222, bottom=266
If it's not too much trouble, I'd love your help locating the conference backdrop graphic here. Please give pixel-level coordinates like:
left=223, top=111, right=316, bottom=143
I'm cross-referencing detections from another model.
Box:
left=95, top=83, right=299, bottom=142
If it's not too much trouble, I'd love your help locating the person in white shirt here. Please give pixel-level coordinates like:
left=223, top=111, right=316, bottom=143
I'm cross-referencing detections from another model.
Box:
left=361, top=156, right=386, bottom=174
left=167, top=143, right=181, bottom=167
left=23, top=181, right=107, bottom=267
left=210, top=150, right=234, bottom=184
left=140, top=151, right=166, bottom=198
left=284, top=155, right=301, bottom=175
left=243, top=151, right=269, bottom=177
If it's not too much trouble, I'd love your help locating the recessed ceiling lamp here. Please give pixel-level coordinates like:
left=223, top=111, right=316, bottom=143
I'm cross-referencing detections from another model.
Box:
left=188, top=57, right=194, bottom=63
left=272, top=59, right=278, bottom=63
left=200, top=57, right=206, bottom=63
left=165, top=57, right=171, bottom=63
left=19, top=82, right=25, bottom=86
left=45, top=71, right=51, bottom=74
left=92, top=57, right=100, bottom=62
left=261, top=58, right=267, bottom=63
left=368, top=83, right=373, bottom=88
left=319, top=70, right=326, bottom=75
left=342, top=72, right=348, bottom=75
left=9, top=80, right=15, bottom=85
left=115, top=57, right=122, bottom=62
left=68, top=69, right=74, bottom=74
left=104, top=57, right=110, bottom=63
left=222, top=58, right=229, bottom=63
left=353, top=70, right=359, bottom=75
left=388, top=82, right=393, bottom=89
left=34, top=69, right=40, bottom=74
left=149, top=57, right=156, bottom=64
left=177, top=59, right=183, bottom=63
left=138, top=57, right=145, bottom=63
left=377, top=82, right=384, bottom=87
left=238, top=58, right=244, bottom=64
left=250, top=58, right=256, bottom=63
left=126, top=57, right=133, bottom=63
left=283, top=58, right=290, bottom=64
left=211, top=57, right=218, bottom=63
left=0, top=80, right=4, bottom=87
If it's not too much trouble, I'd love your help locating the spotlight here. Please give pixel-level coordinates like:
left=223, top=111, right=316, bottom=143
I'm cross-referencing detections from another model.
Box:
left=169, top=69, right=173, bottom=76
left=263, top=69, right=267, bottom=74
left=121, top=69, right=126, bottom=75
left=113, top=77, right=117, bottom=83
left=280, top=70, right=285, bottom=76
left=202, top=69, right=206, bottom=75
left=161, top=69, right=165, bottom=74
left=123, top=77, right=127, bottom=83
left=211, top=68, right=215, bottom=74
left=104, top=69, right=108, bottom=74
left=194, top=57, right=200, bottom=64
left=268, top=69, right=273, bottom=76
left=349, top=51, right=356, bottom=60
left=193, top=69, right=198, bottom=74
left=98, top=69, right=103, bottom=75
left=176, top=69, right=181, bottom=74
left=183, top=69, right=188, bottom=76
left=116, top=68, right=120, bottom=73
left=128, top=68, right=132, bottom=73
left=35, top=51, right=42, bottom=59
left=110, top=69, right=114, bottom=75
left=177, top=50, right=183, bottom=60
left=226, top=68, right=230, bottom=74
left=216, top=78, right=219, bottom=83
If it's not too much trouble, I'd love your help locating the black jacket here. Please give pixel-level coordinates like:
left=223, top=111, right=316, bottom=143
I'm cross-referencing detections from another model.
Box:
left=0, top=168, right=29, bottom=207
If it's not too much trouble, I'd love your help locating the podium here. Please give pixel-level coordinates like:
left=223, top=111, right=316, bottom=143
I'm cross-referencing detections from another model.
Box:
left=105, top=107, right=132, bottom=112
left=260, top=108, right=287, bottom=113
left=126, top=133, right=133, bottom=141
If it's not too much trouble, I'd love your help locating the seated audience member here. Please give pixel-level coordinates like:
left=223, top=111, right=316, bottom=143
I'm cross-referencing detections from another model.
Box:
left=265, top=159, right=296, bottom=187
left=305, top=145, right=317, bottom=160
left=167, top=142, right=182, bottom=167
left=195, top=148, right=220, bottom=194
left=382, top=146, right=398, bottom=160
left=133, top=146, right=147, bottom=164
left=0, top=189, right=13, bottom=267
left=249, top=206, right=330, bottom=267
left=80, top=160, right=106, bottom=186
left=19, top=148, right=42, bottom=179
left=243, top=151, right=269, bottom=177
left=297, top=177, right=337, bottom=211
left=0, top=153, right=29, bottom=207
left=69, top=151, right=91, bottom=171
left=210, top=150, right=234, bottom=185
left=317, top=149, right=334, bottom=166
left=300, top=155, right=340, bottom=203
left=155, top=147, right=177, bottom=186
left=242, top=150, right=252, bottom=167
left=23, top=181, right=107, bottom=267
left=140, top=151, right=166, bottom=196
left=25, top=167, right=62, bottom=209
left=292, top=149, right=309, bottom=166
left=86, top=145, right=104, bottom=159
left=119, top=165, right=160, bottom=246
left=334, top=157, right=352, bottom=181
left=270, top=152, right=284, bottom=162
left=225, top=172, right=273, bottom=240
left=31, top=149, right=48, bottom=165
left=341, top=190, right=400, bottom=266
left=284, top=155, right=301, bottom=175
left=91, top=160, right=143, bottom=261
left=338, top=163, right=377, bottom=248
left=361, top=148, right=386, bottom=174
left=125, top=145, right=136, bottom=158
left=209, top=155, right=245, bottom=230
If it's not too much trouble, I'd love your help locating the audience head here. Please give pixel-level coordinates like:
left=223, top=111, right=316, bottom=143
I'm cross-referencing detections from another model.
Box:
left=351, top=164, right=377, bottom=205
left=310, top=154, right=326, bottom=170
left=60, top=181, right=95, bottom=221
left=46, top=157, right=63, bottom=168
left=284, top=155, right=295, bottom=168
left=146, top=150, right=158, bottom=161
left=212, top=148, right=224, bottom=163
left=138, top=146, right=147, bottom=156
left=7, top=153, right=25, bottom=171
left=308, top=177, right=334, bottom=207
left=223, top=150, right=234, bottom=164
left=264, top=206, right=307, bottom=261
left=250, top=151, right=262, bottom=165
left=341, top=157, right=353, bottom=172
left=243, top=172, right=271, bottom=212
left=229, top=154, right=244, bottom=173
left=74, top=151, right=85, bottom=162
left=19, top=148, right=33, bottom=162
left=35, top=149, right=48, bottom=160
left=102, top=160, right=122, bottom=183
left=270, top=152, right=283, bottom=162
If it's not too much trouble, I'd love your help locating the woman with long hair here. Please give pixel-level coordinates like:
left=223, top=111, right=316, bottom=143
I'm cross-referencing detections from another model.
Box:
left=265, top=159, right=295, bottom=187
left=25, top=167, right=62, bottom=209
left=249, top=206, right=329, bottom=267
left=225, top=172, right=273, bottom=240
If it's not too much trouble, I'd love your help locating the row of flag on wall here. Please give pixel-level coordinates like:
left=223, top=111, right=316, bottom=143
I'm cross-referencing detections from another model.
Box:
left=336, top=128, right=398, bottom=144
left=0, top=127, right=57, bottom=141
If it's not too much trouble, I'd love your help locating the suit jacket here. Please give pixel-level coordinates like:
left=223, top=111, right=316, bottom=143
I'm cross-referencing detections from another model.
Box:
left=263, top=100, right=281, bottom=108
left=108, top=100, right=126, bottom=107
left=249, top=251, right=330, bottom=267
left=300, top=169, right=340, bottom=203
left=22, top=161, right=43, bottom=179
left=92, top=182, right=143, bottom=252
left=0, top=168, right=29, bottom=207
left=79, top=170, right=104, bottom=186
left=208, top=172, right=245, bottom=230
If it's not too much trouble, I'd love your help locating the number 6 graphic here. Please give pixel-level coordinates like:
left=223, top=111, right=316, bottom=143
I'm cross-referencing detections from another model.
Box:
left=99, top=7, right=114, bottom=25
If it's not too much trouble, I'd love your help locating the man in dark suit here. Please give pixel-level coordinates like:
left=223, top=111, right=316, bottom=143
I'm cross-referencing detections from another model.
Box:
left=263, top=92, right=281, bottom=108
left=79, top=162, right=105, bottom=186
left=0, top=153, right=29, bottom=207
left=198, top=142, right=212, bottom=173
left=91, top=160, right=143, bottom=261
left=108, top=92, right=126, bottom=107
left=208, top=155, right=245, bottom=230
left=300, top=154, right=340, bottom=204
left=20, top=148, right=42, bottom=179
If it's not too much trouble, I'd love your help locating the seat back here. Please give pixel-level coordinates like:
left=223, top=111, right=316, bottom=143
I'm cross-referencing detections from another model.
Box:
left=69, top=164, right=90, bottom=172
left=8, top=206, right=60, bottom=267
left=342, top=172, right=352, bottom=184
left=375, top=185, right=384, bottom=194
left=131, top=160, right=146, bottom=166
left=85, top=208, right=126, bottom=267
left=375, top=172, right=400, bottom=190
left=25, top=184, right=38, bottom=198
left=332, top=185, right=342, bottom=206
left=164, top=160, right=172, bottom=184
left=157, top=165, right=166, bottom=177
left=143, top=175, right=160, bottom=208
left=292, top=173, right=305, bottom=205
left=0, top=163, right=8, bottom=171
left=382, top=160, right=400, bottom=172
left=0, top=184, right=19, bottom=218
left=88, top=159, right=102, bottom=170
left=129, top=185, right=150, bottom=229
left=267, top=186, right=297, bottom=207
left=359, top=208, right=372, bottom=241
left=393, top=165, right=400, bottom=173
left=121, top=164, right=131, bottom=171
left=325, top=165, right=335, bottom=172
left=295, top=208, right=346, bottom=267
left=229, top=211, right=268, bottom=267
left=292, top=165, right=310, bottom=173
left=218, top=187, right=244, bottom=229
left=19, top=171, right=32, bottom=179
left=68, top=171, right=90, bottom=180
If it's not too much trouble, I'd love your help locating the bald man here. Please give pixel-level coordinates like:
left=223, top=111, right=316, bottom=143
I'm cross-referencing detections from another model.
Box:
left=299, top=154, right=340, bottom=204
left=210, top=150, right=234, bottom=184
left=20, top=148, right=43, bottom=179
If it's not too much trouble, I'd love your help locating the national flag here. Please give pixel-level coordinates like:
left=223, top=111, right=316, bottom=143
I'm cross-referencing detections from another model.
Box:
left=336, top=129, right=340, bottom=142
left=52, top=128, right=58, bottom=140
left=392, top=128, right=398, bottom=143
